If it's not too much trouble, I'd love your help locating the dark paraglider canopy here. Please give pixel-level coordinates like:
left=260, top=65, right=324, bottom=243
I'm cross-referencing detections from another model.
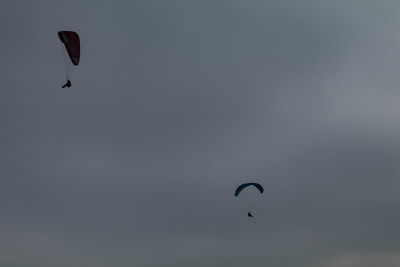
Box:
left=234, top=183, right=264, bottom=197
left=58, top=31, right=80, bottom=66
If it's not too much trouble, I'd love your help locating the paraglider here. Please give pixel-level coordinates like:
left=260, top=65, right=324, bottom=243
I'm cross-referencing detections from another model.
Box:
left=235, top=182, right=263, bottom=218
left=58, top=31, right=80, bottom=88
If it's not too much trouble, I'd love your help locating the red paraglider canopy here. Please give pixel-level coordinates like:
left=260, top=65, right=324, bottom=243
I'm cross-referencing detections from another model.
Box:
left=58, top=31, right=80, bottom=66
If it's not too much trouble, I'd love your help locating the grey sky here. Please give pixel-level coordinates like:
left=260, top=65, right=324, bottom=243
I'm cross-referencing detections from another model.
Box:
left=2, top=0, right=400, bottom=266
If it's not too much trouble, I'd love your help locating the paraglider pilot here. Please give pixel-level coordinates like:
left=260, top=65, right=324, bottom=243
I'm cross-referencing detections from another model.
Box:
left=62, top=80, right=71, bottom=88
left=248, top=212, right=254, bottom=218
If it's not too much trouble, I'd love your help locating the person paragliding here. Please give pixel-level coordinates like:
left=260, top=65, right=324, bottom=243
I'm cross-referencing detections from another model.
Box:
left=234, top=182, right=263, bottom=217
left=58, top=31, right=80, bottom=88
left=62, top=80, right=71, bottom=88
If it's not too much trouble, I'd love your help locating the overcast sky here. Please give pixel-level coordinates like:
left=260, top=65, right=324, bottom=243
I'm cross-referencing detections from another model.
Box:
left=2, top=0, right=400, bottom=266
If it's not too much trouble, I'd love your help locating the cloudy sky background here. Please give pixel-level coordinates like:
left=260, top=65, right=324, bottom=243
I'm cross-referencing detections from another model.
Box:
left=2, top=0, right=400, bottom=266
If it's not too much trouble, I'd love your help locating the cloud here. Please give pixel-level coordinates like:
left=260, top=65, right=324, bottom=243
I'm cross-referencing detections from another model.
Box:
left=2, top=0, right=400, bottom=266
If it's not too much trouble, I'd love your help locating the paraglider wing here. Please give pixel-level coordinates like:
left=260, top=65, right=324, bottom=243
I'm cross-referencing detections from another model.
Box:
left=234, top=183, right=263, bottom=197
left=58, top=31, right=80, bottom=65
